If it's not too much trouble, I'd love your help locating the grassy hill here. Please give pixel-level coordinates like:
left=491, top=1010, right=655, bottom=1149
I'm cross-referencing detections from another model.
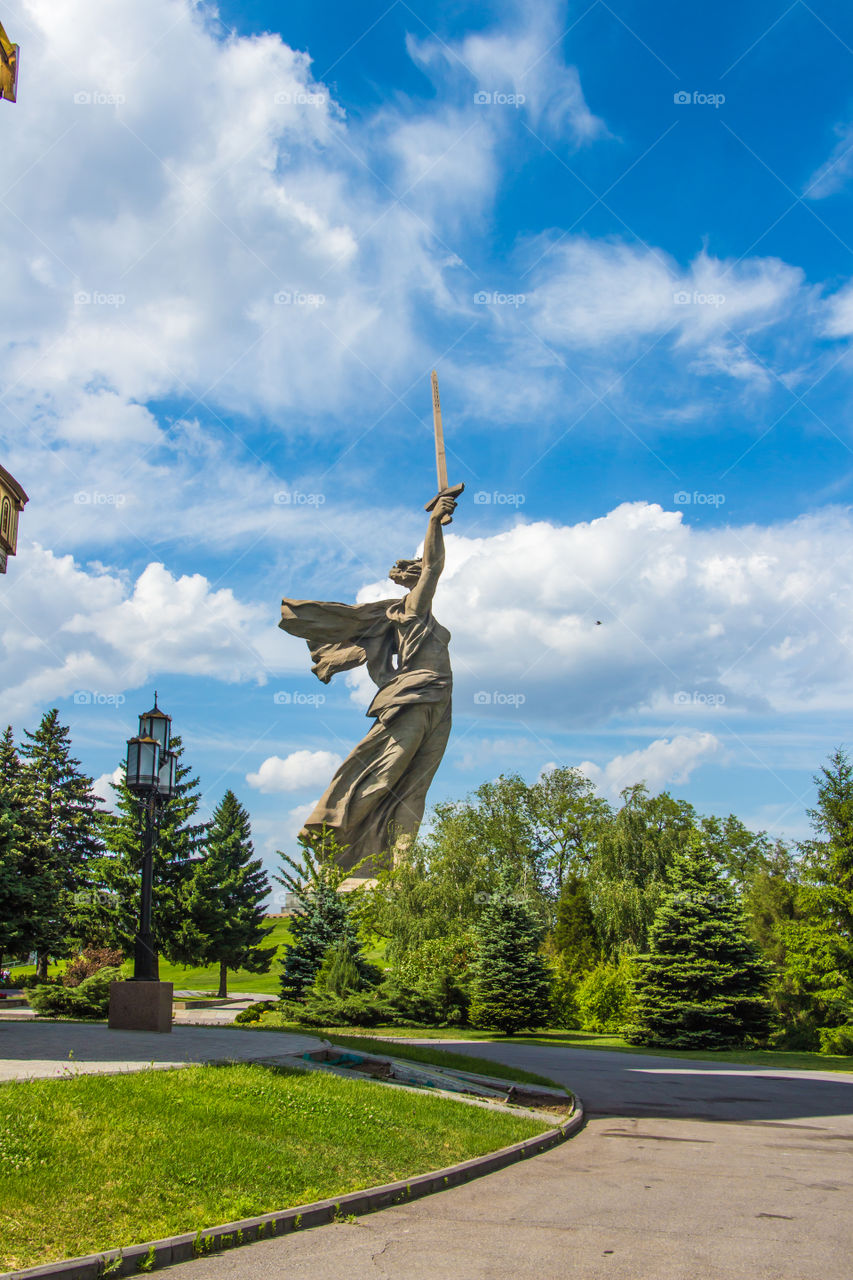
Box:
left=14, top=918, right=388, bottom=997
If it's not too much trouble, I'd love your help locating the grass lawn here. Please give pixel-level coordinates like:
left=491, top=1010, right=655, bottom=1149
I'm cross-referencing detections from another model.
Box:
left=500, top=1029, right=853, bottom=1073
left=11, top=923, right=386, bottom=997
left=156, top=918, right=294, bottom=994
left=11, top=918, right=299, bottom=996
left=250, top=1021, right=853, bottom=1074
left=0, top=1062, right=549, bottom=1271
left=254, top=1028, right=564, bottom=1090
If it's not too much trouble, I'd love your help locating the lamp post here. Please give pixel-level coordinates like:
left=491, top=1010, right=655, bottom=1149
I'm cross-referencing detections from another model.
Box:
left=125, top=694, right=178, bottom=981
left=108, top=693, right=178, bottom=1032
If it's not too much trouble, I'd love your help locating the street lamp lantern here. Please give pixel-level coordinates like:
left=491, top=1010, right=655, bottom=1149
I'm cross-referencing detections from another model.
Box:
left=139, top=692, right=170, bottom=754
left=157, top=749, right=177, bottom=798
left=126, top=734, right=160, bottom=792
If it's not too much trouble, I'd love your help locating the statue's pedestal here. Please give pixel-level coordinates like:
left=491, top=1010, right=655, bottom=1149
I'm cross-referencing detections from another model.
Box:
left=109, top=981, right=173, bottom=1033
left=338, top=876, right=379, bottom=893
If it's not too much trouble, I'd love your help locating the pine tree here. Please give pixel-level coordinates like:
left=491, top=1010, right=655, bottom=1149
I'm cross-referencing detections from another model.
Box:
left=89, top=735, right=207, bottom=974
left=276, top=832, right=370, bottom=1000
left=468, top=884, right=551, bottom=1035
left=626, top=834, right=772, bottom=1050
left=175, top=790, right=275, bottom=997
left=19, top=710, right=104, bottom=975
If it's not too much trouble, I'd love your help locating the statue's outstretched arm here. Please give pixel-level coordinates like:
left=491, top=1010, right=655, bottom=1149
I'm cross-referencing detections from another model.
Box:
left=406, top=493, right=457, bottom=616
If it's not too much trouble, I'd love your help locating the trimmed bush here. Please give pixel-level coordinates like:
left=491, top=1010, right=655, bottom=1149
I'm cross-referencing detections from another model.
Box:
left=278, top=990, right=397, bottom=1028
left=234, top=1001, right=271, bottom=1025
left=29, top=967, right=121, bottom=1019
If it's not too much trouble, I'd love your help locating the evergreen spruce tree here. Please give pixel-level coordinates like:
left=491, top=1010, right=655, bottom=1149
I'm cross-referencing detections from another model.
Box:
left=626, top=834, right=772, bottom=1049
left=553, top=874, right=599, bottom=973
left=0, top=793, right=24, bottom=964
left=276, top=832, right=370, bottom=999
left=468, top=884, right=551, bottom=1035
left=89, top=735, right=207, bottom=974
left=175, top=790, right=275, bottom=997
left=19, top=710, right=104, bottom=975
left=0, top=726, right=44, bottom=963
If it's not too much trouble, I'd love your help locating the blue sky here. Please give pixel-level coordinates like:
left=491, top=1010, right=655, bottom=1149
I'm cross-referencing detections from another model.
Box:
left=3, top=0, right=853, bottom=888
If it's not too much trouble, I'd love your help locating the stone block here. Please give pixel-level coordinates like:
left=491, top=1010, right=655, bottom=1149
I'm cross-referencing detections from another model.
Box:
left=109, top=981, right=173, bottom=1033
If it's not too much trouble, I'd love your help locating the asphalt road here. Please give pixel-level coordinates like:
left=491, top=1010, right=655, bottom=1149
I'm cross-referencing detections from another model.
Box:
left=166, top=1039, right=853, bottom=1280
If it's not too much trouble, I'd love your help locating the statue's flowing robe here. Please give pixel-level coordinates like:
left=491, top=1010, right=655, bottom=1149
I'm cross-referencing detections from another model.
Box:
left=279, top=598, right=452, bottom=875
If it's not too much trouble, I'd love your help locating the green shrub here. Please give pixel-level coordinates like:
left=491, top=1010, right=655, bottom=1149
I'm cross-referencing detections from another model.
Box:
left=11, top=973, right=55, bottom=990
left=818, top=1024, right=853, bottom=1055
left=280, top=990, right=397, bottom=1028
left=386, top=937, right=472, bottom=1027
left=234, top=1001, right=271, bottom=1025
left=574, top=956, right=636, bottom=1033
left=548, top=956, right=581, bottom=1029
left=313, top=941, right=371, bottom=996
left=29, top=967, right=121, bottom=1019
left=28, top=984, right=78, bottom=1016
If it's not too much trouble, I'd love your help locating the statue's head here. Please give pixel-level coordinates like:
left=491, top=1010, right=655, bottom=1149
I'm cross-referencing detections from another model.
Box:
left=389, top=557, right=422, bottom=589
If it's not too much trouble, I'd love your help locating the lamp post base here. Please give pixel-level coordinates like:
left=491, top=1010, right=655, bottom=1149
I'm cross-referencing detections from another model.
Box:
left=109, top=981, right=173, bottom=1033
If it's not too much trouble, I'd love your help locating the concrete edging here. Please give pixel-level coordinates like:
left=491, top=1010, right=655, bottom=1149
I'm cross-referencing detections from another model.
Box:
left=3, top=1100, right=585, bottom=1280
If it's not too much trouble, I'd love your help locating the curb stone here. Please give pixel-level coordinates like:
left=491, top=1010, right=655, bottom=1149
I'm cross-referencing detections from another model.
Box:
left=3, top=1101, right=585, bottom=1280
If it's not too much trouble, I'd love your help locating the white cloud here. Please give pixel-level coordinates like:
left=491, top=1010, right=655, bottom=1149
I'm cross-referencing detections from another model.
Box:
left=524, top=240, right=803, bottom=371
left=408, top=0, right=605, bottom=143
left=805, top=121, right=853, bottom=199
left=1, top=0, right=494, bottom=556
left=356, top=500, right=853, bottom=724
left=8, top=502, right=853, bottom=730
left=578, top=732, right=721, bottom=798
left=822, top=281, right=853, bottom=338
left=92, top=766, right=124, bottom=812
left=0, top=547, right=278, bottom=721
left=246, top=750, right=343, bottom=793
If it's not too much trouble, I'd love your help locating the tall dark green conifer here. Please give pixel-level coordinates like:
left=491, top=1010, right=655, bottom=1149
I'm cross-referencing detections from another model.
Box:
left=0, top=726, right=41, bottom=962
left=276, top=833, right=368, bottom=999
left=175, top=790, right=275, bottom=997
left=627, top=835, right=772, bottom=1049
left=19, top=710, right=103, bottom=974
left=553, top=874, right=599, bottom=974
left=89, top=735, right=206, bottom=973
left=468, top=884, right=551, bottom=1035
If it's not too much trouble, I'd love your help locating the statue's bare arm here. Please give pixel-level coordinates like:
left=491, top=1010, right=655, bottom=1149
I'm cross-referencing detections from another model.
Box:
left=405, top=494, right=457, bottom=617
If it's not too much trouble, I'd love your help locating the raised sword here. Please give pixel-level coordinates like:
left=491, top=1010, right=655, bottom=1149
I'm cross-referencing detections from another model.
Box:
left=424, top=370, right=464, bottom=524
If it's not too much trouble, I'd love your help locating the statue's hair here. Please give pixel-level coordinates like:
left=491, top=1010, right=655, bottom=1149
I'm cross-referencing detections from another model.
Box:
left=389, top=557, right=422, bottom=585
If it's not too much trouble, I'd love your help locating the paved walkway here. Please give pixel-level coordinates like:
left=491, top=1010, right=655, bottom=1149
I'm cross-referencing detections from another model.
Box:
left=170, top=1037, right=853, bottom=1280
left=0, top=1021, right=323, bottom=1080
left=0, top=992, right=273, bottom=1027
